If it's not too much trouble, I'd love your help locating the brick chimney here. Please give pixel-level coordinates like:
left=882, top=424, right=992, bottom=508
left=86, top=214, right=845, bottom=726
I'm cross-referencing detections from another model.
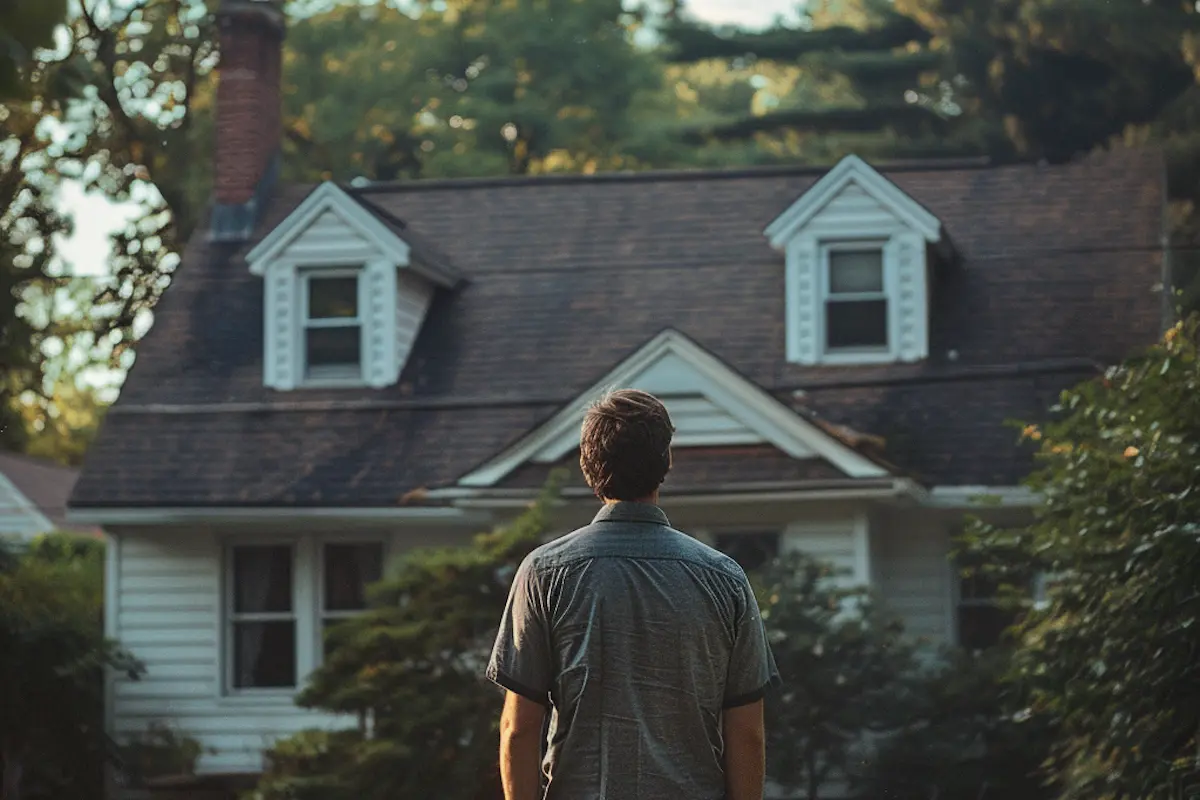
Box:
left=211, top=0, right=284, bottom=241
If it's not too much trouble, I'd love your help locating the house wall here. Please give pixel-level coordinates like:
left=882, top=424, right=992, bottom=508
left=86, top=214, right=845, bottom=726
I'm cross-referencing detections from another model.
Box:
left=105, top=501, right=961, bottom=795
left=870, top=508, right=955, bottom=645
left=106, top=523, right=479, bottom=781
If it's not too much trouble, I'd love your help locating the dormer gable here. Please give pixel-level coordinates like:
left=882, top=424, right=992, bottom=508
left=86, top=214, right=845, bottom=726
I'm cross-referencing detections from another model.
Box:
left=245, top=182, right=458, bottom=391
left=764, top=155, right=947, bottom=366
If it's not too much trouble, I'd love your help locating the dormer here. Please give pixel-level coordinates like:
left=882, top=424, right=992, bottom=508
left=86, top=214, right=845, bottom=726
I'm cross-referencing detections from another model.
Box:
left=764, top=155, right=948, bottom=366
left=245, top=183, right=458, bottom=391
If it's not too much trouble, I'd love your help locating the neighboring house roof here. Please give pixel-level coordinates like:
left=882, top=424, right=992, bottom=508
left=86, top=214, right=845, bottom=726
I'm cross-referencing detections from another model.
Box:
left=0, top=451, right=97, bottom=536
left=70, top=148, right=1166, bottom=508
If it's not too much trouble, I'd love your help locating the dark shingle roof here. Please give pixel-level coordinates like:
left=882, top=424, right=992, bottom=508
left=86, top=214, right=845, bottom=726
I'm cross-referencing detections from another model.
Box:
left=70, top=148, right=1167, bottom=507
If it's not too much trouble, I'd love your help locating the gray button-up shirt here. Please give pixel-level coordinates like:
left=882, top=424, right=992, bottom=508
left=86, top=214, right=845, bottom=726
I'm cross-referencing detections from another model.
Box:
left=487, top=502, right=781, bottom=799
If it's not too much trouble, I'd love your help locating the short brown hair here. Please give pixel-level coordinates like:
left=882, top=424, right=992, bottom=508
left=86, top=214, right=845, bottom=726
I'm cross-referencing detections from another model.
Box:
left=579, top=389, right=674, bottom=501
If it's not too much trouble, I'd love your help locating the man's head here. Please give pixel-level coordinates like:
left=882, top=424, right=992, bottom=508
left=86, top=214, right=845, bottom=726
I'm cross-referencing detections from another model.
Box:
left=579, top=389, right=675, bottom=503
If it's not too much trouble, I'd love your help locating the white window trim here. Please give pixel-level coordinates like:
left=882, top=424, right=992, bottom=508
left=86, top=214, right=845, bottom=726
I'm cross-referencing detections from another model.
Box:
left=299, top=266, right=367, bottom=389
left=222, top=537, right=305, bottom=698
left=819, top=241, right=893, bottom=364
left=221, top=534, right=390, bottom=697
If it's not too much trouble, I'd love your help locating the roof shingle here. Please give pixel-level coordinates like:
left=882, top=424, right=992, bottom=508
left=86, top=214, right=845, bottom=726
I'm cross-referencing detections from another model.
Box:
left=71, top=148, right=1167, bottom=507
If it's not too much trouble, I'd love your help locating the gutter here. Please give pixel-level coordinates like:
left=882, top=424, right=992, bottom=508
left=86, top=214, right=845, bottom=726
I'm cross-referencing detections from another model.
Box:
left=65, top=505, right=490, bottom=526
left=429, top=478, right=928, bottom=508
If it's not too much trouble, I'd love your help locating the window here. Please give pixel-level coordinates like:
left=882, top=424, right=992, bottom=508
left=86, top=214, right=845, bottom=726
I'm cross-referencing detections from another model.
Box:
left=955, top=572, right=1018, bottom=651
left=227, top=544, right=296, bottom=690
left=303, top=271, right=362, bottom=382
left=320, top=542, right=385, bottom=659
left=824, top=246, right=888, bottom=353
left=715, top=532, right=780, bottom=573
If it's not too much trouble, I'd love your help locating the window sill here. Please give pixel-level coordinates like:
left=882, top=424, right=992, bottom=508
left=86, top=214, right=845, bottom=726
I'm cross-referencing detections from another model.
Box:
left=811, top=349, right=902, bottom=366
left=296, top=377, right=371, bottom=390
left=217, top=689, right=297, bottom=706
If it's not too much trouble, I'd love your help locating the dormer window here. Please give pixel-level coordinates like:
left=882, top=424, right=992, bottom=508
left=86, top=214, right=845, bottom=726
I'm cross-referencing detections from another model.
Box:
left=303, top=271, right=363, bottom=383
left=824, top=244, right=888, bottom=355
left=243, top=182, right=460, bottom=392
left=764, top=155, right=949, bottom=367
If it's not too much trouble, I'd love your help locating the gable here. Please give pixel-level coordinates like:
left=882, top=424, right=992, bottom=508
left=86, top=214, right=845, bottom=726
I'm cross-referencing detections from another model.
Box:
left=764, top=155, right=943, bottom=248
left=456, top=329, right=889, bottom=488
left=0, top=472, right=53, bottom=537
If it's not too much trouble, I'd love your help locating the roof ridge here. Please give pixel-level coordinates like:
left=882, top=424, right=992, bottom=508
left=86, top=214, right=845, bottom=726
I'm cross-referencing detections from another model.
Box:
left=348, top=155, right=997, bottom=194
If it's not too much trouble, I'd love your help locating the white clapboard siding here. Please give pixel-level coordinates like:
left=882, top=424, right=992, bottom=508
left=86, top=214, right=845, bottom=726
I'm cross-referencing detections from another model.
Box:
left=871, top=509, right=953, bottom=644
left=396, top=270, right=435, bottom=374
left=110, top=530, right=351, bottom=780
left=780, top=516, right=862, bottom=585
left=665, top=395, right=762, bottom=447
left=801, top=180, right=909, bottom=239
left=283, top=209, right=383, bottom=265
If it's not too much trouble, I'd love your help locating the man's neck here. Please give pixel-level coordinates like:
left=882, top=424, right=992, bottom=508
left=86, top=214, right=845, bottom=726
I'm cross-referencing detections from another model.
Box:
left=604, top=493, right=658, bottom=506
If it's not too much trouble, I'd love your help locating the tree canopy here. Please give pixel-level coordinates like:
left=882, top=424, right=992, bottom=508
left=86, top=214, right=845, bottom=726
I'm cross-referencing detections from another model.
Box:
left=956, top=314, right=1200, bottom=798
left=0, top=533, right=142, bottom=800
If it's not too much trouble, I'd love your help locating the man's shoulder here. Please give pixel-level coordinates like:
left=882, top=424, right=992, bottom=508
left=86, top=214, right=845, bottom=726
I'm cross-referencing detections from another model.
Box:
left=524, top=523, right=748, bottom=583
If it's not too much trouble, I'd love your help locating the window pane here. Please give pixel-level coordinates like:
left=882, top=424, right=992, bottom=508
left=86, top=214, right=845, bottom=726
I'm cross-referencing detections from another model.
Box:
left=324, top=542, right=384, bottom=612
left=305, top=327, right=361, bottom=369
left=232, top=621, right=295, bottom=688
left=715, top=532, right=779, bottom=573
left=957, top=606, right=1015, bottom=651
left=829, top=250, right=884, bottom=294
left=826, top=299, right=888, bottom=349
left=308, top=276, right=358, bottom=319
left=232, top=545, right=292, bottom=613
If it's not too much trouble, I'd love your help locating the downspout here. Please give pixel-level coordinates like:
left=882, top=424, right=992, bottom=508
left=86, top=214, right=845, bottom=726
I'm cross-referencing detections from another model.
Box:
left=1161, top=149, right=1176, bottom=332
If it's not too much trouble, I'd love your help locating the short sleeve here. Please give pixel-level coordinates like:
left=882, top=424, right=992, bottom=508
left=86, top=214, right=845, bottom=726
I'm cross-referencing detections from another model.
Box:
left=724, top=574, right=782, bottom=708
left=486, top=556, right=553, bottom=706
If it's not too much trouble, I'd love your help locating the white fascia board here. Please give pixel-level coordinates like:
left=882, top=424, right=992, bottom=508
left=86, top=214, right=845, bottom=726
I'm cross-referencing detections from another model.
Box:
left=764, top=155, right=943, bottom=249
left=925, top=485, right=1039, bottom=508
left=65, top=506, right=489, bottom=526
left=246, top=182, right=410, bottom=275
left=455, top=329, right=889, bottom=488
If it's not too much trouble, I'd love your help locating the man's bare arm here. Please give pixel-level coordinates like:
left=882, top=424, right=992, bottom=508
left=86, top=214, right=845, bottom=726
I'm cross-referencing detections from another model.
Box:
left=723, top=699, right=766, bottom=800
left=500, top=690, right=547, bottom=800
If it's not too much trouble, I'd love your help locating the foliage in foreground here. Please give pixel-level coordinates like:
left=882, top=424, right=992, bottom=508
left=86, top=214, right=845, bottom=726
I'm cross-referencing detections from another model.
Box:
left=953, top=314, right=1200, bottom=799
left=753, top=552, right=921, bottom=800
left=0, top=532, right=142, bottom=800
left=252, top=480, right=562, bottom=800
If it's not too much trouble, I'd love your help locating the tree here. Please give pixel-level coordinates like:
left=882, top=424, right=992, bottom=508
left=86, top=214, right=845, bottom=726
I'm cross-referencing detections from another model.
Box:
left=955, top=314, right=1200, bottom=799
left=0, top=0, right=69, bottom=99
left=0, top=532, right=142, bottom=800
left=754, top=552, right=920, bottom=800
left=254, top=477, right=564, bottom=800
left=283, top=0, right=669, bottom=182
left=662, top=0, right=968, bottom=159
left=855, top=648, right=1057, bottom=800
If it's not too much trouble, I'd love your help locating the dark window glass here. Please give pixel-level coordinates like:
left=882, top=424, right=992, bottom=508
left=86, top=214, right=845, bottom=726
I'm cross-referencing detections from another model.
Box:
left=232, top=621, right=296, bottom=688
left=324, top=542, right=384, bottom=612
left=307, top=277, right=359, bottom=319
left=956, top=605, right=1016, bottom=651
left=715, top=532, right=780, bottom=573
left=829, top=250, right=884, bottom=294
left=826, top=299, right=888, bottom=349
left=232, top=545, right=292, bottom=614
left=305, top=327, right=361, bottom=368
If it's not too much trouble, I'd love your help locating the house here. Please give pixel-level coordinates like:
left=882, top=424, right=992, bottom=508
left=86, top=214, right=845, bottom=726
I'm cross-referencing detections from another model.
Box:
left=0, top=449, right=97, bottom=539
left=66, top=0, right=1169, bottom=794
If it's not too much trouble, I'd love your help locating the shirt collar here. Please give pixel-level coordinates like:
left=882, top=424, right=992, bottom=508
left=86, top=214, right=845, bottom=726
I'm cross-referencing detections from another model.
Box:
left=592, top=501, right=671, bottom=527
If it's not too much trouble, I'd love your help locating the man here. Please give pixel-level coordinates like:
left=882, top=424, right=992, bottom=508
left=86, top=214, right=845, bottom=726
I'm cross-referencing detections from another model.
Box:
left=486, top=389, right=781, bottom=800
